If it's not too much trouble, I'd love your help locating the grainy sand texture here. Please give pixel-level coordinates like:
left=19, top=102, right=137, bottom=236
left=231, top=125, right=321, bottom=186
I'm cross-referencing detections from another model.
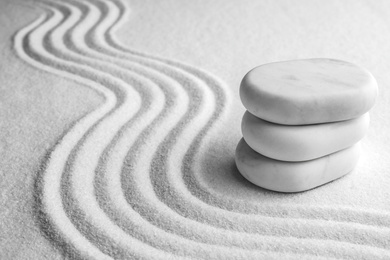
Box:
left=1, top=0, right=390, bottom=259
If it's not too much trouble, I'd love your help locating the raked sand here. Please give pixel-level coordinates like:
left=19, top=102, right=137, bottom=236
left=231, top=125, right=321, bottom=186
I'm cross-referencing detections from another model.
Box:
left=1, top=0, right=390, bottom=259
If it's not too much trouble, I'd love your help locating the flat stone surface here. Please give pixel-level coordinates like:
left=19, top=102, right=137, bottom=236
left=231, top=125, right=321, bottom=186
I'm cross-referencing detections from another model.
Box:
left=235, top=138, right=361, bottom=193
left=240, top=58, right=378, bottom=125
left=242, top=111, right=369, bottom=161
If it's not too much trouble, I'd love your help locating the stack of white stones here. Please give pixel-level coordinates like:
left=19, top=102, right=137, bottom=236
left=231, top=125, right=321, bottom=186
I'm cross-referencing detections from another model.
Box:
left=235, top=59, right=378, bottom=192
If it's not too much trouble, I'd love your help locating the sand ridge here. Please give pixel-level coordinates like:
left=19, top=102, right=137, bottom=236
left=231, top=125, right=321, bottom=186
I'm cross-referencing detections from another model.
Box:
left=12, top=0, right=390, bottom=259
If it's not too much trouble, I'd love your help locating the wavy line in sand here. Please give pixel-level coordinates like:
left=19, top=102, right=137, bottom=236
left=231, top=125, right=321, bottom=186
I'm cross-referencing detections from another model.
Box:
left=28, top=0, right=390, bottom=258
left=22, top=6, right=296, bottom=260
left=39, top=2, right=324, bottom=258
left=66, top=0, right=390, bottom=256
left=18, top=3, right=268, bottom=260
left=14, top=0, right=390, bottom=258
left=37, top=2, right=258, bottom=259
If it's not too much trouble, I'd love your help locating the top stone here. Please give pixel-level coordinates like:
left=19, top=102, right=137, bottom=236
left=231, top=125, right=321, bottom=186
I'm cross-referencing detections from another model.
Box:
left=240, top=59, right=378, bottom=125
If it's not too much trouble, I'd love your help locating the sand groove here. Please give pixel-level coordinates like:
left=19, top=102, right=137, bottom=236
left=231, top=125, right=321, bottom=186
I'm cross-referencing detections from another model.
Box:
left=13, top=0, right=390, bottom=259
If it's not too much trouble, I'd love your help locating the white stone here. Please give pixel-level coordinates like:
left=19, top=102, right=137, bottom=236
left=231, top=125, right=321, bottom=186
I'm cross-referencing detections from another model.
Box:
left=240, top=58, right=378, bottom=125
left=235, top=138, right=361, bottom=192
left=242, top=111, right=369, bottom=161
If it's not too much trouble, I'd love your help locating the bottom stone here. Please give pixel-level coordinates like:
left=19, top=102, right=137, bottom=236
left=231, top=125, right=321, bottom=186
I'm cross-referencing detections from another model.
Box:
left=235, top=138, right=361, bottom=192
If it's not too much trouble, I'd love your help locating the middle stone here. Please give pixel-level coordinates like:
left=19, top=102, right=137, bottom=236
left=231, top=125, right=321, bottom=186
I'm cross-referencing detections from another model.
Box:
left=242, top=110, right=369, bottom=161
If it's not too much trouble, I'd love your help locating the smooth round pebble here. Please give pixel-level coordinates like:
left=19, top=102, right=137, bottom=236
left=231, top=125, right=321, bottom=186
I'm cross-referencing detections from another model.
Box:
left=235, top=138, right=361, bottom=193
left=242, top=111, right=369, bottom=161
left=240, top=58, right=378, bottom=125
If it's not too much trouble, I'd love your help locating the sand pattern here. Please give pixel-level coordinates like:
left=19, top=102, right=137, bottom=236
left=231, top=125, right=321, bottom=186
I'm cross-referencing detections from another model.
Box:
left=13, top=0, right=390, bottom=259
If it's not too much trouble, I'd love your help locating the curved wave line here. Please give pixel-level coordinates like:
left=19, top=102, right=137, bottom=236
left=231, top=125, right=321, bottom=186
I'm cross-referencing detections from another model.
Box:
left=68, top=0, right=390, bottom=256
left=74, top=0, right=390, bottom=258
left=41, top=1, right=330, bottom=258
left=28, top=1, right=268, bottom=258
left=53, top=0, right=314, bottom=258
left=68, top=1, right=359, bottom=258
left=29, top=1, right=282, bottom=258
left=44, top=1, right=358, bottom=258
left=15, top=0, right=390, bottom=258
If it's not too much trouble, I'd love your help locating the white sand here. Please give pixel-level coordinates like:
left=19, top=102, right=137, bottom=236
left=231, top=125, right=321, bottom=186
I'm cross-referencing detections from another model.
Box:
left=1, top=0, right=390, bottom=259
